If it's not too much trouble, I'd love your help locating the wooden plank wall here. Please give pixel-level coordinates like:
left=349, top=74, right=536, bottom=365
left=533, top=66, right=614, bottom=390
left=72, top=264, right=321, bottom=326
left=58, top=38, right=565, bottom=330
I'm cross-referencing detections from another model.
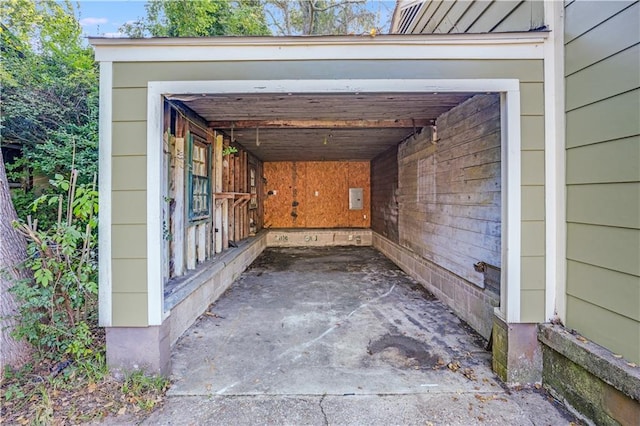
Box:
left=166, top=101, right=263, bottom=280
left=263, top=161, right=370, bottom=228
left=396, top=94, right=501, bottom=288
left=371, top=145, right=399, bottom=243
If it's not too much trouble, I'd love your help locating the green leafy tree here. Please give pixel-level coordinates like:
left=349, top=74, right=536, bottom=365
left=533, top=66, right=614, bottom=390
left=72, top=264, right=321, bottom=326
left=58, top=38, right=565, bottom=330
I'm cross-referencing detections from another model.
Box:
left=1, top=0, right=98, bottom=219
left=120, top=0, right=271, bottom=37
left=265, top=0, right=386, bottom=35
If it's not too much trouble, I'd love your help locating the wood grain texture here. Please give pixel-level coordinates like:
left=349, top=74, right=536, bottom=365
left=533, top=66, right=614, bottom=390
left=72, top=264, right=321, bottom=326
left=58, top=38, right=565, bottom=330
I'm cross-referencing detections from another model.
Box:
left=397, top=94, right=501, bottom=288
left=264, top=161, right=370, bottom=229
left=371, top=146, right=399, bottom=243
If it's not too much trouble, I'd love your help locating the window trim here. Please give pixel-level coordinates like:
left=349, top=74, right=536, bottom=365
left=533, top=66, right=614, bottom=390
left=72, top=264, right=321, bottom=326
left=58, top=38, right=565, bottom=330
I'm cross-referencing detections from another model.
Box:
left=187, top=132, right=211, bottom=221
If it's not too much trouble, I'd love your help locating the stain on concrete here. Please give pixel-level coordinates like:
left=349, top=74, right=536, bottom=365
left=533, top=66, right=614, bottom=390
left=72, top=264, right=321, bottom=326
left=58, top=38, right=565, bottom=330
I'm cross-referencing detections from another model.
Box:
left=368, top=334, right=439, bottom=368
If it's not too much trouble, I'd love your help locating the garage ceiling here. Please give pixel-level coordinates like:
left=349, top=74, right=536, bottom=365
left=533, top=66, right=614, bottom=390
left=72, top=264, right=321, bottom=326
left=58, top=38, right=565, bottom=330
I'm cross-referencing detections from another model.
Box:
left=169, top=92, right=477, bottom=162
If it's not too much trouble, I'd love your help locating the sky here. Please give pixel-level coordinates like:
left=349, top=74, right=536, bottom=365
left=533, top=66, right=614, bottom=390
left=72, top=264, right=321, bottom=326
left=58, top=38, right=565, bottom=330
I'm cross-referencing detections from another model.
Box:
left=74, top=0, right=397, bottom=38
left=75, top=1, right=148, bottom=38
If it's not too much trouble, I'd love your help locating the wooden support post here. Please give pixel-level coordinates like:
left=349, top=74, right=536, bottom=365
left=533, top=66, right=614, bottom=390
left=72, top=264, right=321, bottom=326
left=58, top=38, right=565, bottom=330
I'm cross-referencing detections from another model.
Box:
left=229, top=200, right=235, bottom=243
left=234, top=204, right=240, bottom=242
left=214, top=134, right=223, bottom=253
left=187, top=226, right=196, bottom=270
left=222, top=199, right=229, bottom=250
left=215, top=204, right=222, bottom=254
left=197, top=223, right=206, bottom=263
left=222, top=138, right=229, bottom=193
left=172, top=134, right=185, bottom=276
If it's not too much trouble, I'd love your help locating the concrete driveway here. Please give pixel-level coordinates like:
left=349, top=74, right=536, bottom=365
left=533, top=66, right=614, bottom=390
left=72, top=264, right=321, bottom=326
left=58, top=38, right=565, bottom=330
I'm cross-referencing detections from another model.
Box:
left=143, top=247, right=577, bottom=425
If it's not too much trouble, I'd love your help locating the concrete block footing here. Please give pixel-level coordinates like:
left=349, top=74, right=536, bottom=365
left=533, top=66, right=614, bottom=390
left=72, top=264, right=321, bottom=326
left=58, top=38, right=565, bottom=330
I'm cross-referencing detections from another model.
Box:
left=538, top=324, right=640, bottom=426
left=266, top=228, right=372, bottom=247
left=106, top=324, right=171, bottom=375
left=491, top=311, right=542, bottom=385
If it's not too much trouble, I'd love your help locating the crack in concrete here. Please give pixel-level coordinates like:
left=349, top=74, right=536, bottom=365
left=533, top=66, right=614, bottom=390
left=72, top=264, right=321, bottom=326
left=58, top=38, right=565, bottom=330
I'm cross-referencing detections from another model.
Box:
left=319, top=394, right=328, bottom=426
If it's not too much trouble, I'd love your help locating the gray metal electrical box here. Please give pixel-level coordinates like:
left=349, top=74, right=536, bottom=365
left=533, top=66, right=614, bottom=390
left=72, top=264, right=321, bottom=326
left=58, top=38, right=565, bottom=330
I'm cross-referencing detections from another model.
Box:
left=349, top=188, right=363, bottom=210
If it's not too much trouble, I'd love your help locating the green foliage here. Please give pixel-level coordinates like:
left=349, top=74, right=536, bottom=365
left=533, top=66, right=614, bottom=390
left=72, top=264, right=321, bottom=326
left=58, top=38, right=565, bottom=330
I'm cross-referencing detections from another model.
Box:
left=9, top=171, right=99, bottom=364
left=1, top=0, right=98, bottom=199
left=222, top=146, right=239, bottom=156
left=121, top=0, right=271, bottom=37
left=266, top=0, right=382, bottom=35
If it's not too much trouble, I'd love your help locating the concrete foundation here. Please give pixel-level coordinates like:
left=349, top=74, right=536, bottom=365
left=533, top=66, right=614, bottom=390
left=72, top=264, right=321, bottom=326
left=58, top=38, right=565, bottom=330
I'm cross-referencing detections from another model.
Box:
left=266, top=228, right=372, bottom=247
left=106, top=324, right=171, bottom=375
left=538, top=324, right=640, bottom=426
left=491, top=311, right=542, bottom=385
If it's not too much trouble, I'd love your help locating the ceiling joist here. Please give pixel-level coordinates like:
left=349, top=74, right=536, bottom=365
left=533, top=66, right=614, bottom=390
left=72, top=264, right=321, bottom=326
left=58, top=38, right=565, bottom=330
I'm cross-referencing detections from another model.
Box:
left=208, top=118, right=432, bottom=129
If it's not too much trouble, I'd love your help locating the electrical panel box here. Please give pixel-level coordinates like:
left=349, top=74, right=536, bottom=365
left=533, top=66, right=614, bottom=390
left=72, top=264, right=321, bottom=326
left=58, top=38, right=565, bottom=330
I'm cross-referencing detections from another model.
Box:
left=349, top=188, right=363, bottom=210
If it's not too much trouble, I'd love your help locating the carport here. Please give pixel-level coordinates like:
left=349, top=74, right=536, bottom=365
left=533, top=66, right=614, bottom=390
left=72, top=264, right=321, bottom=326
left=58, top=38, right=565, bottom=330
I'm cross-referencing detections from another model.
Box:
left=91, top=33, right=549, bottom=384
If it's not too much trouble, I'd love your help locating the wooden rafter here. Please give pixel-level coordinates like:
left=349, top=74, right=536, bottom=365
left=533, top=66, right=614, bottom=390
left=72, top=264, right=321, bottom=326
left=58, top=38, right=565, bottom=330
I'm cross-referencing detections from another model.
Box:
left=208, top=118, right=432, bottom=129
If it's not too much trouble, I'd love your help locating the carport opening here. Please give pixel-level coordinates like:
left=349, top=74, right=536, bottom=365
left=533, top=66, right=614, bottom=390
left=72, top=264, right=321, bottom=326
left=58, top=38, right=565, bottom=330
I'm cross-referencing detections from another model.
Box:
left=160, top=89, right=503, bottom=341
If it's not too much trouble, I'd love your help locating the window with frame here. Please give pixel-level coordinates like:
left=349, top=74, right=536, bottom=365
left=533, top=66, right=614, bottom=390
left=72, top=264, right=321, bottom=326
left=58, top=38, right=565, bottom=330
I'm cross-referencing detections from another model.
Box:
left=188, top=134, right=211, bottom=220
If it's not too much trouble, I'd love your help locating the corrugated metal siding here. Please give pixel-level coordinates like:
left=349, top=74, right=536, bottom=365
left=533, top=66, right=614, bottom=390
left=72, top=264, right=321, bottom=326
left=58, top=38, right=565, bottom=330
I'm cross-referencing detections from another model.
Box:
left=394, top=0, right=544, bottom=34
left=564, top=0, right=640, bottom=363
left=109, top=57, right=545, bottom=326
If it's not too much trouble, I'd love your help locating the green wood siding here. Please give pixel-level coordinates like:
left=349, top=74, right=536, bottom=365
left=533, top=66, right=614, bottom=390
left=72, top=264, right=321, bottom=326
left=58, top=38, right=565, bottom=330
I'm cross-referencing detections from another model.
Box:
left=564, top=0, right=640, bottom=363
left=566, top=296, right=639, bottom=364
left=566, top=136, right=640, bottom=184
left=565, top=44, right=639, bottom=111
left=564, top=1, right=637, bottom=43
left=521, top=289, right=545, bottom=323
left=565, top=2, right=639, bottom=75
left=567, top=183, right=640, bottom=229
left=112, top=60, right=544, bottom=88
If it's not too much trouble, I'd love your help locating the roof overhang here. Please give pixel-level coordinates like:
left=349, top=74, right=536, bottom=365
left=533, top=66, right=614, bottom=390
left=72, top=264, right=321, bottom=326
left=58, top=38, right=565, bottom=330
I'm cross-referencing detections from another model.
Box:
left=89, top=33, right=546, bottom=62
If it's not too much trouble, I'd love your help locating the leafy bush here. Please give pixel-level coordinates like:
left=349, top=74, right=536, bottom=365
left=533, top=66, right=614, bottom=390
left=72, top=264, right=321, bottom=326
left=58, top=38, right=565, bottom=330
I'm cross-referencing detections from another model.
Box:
left=10, top=171, right=99, bottom=364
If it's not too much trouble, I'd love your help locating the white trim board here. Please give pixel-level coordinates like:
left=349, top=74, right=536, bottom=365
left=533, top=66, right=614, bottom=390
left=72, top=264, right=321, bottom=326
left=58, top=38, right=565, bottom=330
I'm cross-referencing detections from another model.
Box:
left=90, top=34, right=545, bottom=62
left=98, top=61, right=113, bottom=327
left=144, top=79, right=523, bottom=325
left=544, top=0, right=567, bottom=323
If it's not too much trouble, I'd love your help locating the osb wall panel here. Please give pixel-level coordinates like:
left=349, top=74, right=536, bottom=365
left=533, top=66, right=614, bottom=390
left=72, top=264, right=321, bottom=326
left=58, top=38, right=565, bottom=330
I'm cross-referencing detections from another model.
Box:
left=398, top=94, right=501, bottom=288
left=264, top=162, right=295, bottom=228
left=371, top=145, right=399, bottom=243
left=264, top=161, right=370, bottom=228
left=305, top=162, right=348, bottom=227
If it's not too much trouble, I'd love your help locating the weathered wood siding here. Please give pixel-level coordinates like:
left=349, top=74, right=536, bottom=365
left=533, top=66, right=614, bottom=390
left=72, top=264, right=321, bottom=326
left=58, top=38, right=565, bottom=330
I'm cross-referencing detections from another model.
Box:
left=564, top=0, right=640, bottom=364
left=371, top=146, right=399, bottom=243
left=398, top=94, right=501, bottom=288
left=394, top=0, right=544, bottom=34
left=372, top=94, right=502, bottom=337
left=264, top=161, right=370, bottom=229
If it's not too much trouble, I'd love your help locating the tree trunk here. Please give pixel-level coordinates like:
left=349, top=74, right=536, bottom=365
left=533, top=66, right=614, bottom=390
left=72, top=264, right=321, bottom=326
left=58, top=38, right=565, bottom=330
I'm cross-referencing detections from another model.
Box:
left=0, top=150, right=32, bottom=377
